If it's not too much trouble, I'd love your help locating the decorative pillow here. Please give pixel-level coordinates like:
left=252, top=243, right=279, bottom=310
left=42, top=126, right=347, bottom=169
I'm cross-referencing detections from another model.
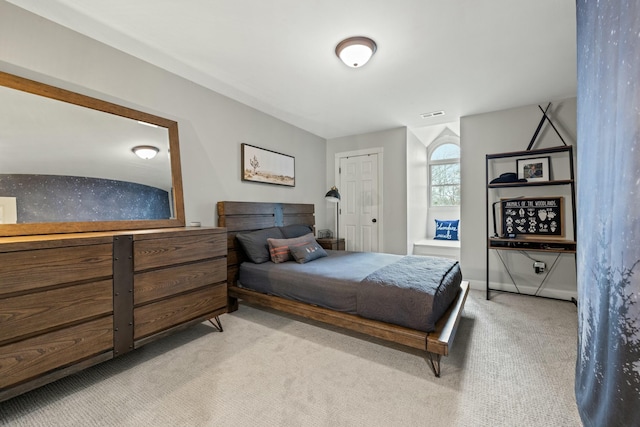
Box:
left=434, top=219, right=460, bottom=241
left=290, top=241, right=328, bottom=264
left=235, top=227, right=284, bottom=264
left=267, top=233, right=316, bottom=263
left=280, top=224, right=314, bottom=238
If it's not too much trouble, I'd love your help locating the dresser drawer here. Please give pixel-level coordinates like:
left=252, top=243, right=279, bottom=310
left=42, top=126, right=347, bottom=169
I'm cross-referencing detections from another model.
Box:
left=0, top=280, right=113, bottom=344
left=0, top=243, right=113, bottom=296
left=133, top=232, right=226, bottom=271
left=134, top=258, right=226, bottom=305
left=134, top=284, right=227, bottom=339
left=0, top=316, right=113, bottom=389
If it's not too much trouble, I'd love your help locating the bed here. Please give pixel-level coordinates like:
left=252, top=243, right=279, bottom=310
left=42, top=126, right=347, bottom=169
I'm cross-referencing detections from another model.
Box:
left=217, top=201, right=469, bottom=377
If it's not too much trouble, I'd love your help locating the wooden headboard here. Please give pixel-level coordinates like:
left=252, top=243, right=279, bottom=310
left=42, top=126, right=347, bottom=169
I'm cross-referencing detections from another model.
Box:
left=216, top=201, right=315, bottom=295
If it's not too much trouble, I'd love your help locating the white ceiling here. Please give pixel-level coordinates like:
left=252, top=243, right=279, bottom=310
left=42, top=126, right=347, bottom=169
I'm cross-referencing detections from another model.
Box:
left=6, top=0, right=577, bottom=140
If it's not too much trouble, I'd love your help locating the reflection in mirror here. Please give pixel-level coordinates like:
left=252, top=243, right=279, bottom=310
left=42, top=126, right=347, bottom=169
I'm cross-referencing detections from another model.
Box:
left=0, top=71, right=184, bottom=237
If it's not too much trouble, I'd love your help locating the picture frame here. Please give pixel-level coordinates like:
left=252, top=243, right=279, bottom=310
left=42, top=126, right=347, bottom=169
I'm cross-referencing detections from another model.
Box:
left=500, top=196, right=564, bottom=238
left=241, top=143, right=295, bottom=187
left=517, top=156, right=550, bottom=182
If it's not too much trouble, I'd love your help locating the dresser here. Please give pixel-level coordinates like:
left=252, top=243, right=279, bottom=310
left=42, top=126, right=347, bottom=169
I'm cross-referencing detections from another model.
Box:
left=0, top=227, right=227, bottom=402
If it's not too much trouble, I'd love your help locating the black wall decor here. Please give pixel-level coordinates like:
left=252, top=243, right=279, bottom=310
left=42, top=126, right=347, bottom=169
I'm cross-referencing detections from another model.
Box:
left=501, top=197, right=563, bottom=238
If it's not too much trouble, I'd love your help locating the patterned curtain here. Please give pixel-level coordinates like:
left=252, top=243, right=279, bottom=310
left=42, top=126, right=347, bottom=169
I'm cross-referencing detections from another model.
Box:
left=576, top=2, right=640, bottom=426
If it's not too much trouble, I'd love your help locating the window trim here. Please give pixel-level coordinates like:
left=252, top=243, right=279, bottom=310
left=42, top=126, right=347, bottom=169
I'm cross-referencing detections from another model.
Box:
left=428, top=136, right=460, bottom=208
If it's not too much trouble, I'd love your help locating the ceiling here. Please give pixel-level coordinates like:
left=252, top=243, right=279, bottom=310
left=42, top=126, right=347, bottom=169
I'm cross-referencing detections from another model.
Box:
left=6, top=0, right=577, bottom=140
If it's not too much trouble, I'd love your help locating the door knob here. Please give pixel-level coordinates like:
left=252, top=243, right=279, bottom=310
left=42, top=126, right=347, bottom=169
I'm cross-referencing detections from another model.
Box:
left=372, top=218, right=377, bottom=223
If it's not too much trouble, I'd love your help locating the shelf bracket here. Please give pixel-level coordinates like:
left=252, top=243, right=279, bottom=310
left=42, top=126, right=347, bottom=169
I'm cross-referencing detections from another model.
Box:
left=526, top=103, right=567, bottom=151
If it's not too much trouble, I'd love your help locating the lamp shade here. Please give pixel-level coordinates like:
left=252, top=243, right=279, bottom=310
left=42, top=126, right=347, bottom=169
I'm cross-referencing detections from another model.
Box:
left=325, top=186, right=341, bottom=203
left=335, top=36, right=377, bottom=68
left=132, top=145, right=159, bottom=160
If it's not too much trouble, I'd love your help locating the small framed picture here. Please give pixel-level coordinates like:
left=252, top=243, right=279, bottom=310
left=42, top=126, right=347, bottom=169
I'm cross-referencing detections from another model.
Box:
left=517, top=156, right=550, bottom=182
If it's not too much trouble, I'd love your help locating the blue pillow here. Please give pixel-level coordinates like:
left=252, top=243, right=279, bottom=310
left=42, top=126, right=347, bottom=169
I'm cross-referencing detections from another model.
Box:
left=434, top=219, right=459, bottom=241
left=280, top=224, right=314, bottom=238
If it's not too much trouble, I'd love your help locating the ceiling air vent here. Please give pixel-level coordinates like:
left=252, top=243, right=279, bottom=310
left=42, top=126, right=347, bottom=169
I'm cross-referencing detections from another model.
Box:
left=420, top=110, right=445, bottom=119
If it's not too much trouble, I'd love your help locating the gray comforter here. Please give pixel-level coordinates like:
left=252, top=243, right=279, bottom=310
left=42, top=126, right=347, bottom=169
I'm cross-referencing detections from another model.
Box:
left=238, top=251, right=462, bottom=332
left=358, top=255, right=461, bottom=331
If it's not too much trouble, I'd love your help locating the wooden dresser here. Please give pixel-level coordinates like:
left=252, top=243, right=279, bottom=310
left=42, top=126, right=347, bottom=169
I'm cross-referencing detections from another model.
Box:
left=0, top=227, right=227, bottom=402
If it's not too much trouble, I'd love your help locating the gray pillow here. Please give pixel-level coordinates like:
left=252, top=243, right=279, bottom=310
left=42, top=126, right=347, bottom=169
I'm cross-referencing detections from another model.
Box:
left=280, top=224, right=314, bottom=238
left=235, top=227, right=284, bottom=264
left=289, top=241, right=328, bottom=264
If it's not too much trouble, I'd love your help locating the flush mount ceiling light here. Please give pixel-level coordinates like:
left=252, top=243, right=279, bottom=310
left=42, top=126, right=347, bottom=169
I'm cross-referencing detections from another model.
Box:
left=335, top=36, right=377, bottom=68
left=132, top=145, right=159, bottom=160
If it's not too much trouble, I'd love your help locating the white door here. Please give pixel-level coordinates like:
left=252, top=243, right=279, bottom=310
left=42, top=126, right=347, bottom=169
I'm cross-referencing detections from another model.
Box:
left=339, top=153, right=379, bottom=252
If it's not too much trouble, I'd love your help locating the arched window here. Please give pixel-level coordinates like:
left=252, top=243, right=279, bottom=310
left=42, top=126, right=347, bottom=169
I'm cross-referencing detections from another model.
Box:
left=429, top=141, right=460, bottom=206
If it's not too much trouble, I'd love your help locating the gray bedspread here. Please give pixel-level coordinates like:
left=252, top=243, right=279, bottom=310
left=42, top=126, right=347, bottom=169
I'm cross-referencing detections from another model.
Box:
left=239, top=251, right=401, bottom=314
left=357, top=255, right=461, bottom=332
left=238, top=251, right=462, bottom=332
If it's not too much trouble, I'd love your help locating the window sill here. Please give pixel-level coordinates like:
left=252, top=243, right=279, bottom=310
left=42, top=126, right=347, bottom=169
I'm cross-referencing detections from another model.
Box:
left=414, top=239, right=460, bottom=248
left=413, top=239, right=460, bottom=260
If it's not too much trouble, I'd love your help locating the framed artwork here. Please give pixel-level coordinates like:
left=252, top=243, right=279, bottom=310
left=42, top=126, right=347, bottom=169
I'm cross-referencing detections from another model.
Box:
left=517, top=156, right=550, bottom=182
left=501, top=196, right=564, bottom=238
left=241, top=143, right=295, bottom=187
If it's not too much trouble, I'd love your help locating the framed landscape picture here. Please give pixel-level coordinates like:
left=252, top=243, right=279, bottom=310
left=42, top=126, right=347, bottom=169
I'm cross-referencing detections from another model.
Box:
left=241, top=143, right=295, bottom=187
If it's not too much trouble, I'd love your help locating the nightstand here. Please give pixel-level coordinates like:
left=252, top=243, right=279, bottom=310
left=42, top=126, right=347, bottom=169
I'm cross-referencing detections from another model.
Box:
left=316, top=238, right=345, bottom=251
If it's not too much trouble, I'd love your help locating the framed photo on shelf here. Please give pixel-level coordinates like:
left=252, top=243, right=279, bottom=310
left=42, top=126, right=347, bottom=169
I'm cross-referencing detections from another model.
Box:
left=517, top=156, right=550, bottom=182
left=500, top=196, right=564, bottom=238
left=241, top=143, right=295, bottom=187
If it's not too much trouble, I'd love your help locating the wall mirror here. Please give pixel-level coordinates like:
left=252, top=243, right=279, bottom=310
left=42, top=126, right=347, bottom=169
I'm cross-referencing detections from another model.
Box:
left=0, top=71, right=185, bottom=237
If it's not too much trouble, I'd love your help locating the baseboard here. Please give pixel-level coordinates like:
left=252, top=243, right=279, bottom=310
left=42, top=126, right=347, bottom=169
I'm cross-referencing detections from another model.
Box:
left=485, top=280, right=577, bottom=302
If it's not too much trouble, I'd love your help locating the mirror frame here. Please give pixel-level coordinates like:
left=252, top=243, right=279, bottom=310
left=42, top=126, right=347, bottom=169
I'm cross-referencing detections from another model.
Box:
left=0, top=71, right=185, bottom=237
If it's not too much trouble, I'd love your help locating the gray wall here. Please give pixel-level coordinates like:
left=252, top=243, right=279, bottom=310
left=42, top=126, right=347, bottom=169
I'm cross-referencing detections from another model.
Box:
left=460, top=98, right=578, bottom=298
left=0, top=2, right=327, bottom=229
left=406, top=130, right=428, bottom=254
left=326, top=127, right=408, bottom=255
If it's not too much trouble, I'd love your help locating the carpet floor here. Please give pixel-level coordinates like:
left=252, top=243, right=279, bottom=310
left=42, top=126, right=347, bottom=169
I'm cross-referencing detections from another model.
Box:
left=0, top=290, right=582, bottom=427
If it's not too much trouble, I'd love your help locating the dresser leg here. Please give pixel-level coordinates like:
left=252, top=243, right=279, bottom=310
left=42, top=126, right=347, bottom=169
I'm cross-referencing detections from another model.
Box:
left=208, top=316, right=223, bottom=332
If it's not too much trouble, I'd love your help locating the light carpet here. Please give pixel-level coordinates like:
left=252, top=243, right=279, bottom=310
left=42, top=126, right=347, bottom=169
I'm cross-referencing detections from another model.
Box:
left=0, top=290, right=582, bottom=427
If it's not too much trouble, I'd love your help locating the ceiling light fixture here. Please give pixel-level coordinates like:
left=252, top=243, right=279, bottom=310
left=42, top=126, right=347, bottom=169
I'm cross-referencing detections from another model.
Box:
left=132, top=145, right=159, bottom=160
left=335, top=36, right=377, bottom=68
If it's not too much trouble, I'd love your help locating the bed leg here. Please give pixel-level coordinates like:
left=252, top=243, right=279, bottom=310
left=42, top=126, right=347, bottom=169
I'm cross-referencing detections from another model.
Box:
left=427, top=352, right=441, bottom=378
left=208, top=316, right=223, bottom=332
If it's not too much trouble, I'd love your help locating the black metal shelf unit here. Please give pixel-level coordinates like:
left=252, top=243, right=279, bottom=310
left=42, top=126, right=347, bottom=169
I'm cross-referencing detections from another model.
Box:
left=485, top=144, right=577, bottom=300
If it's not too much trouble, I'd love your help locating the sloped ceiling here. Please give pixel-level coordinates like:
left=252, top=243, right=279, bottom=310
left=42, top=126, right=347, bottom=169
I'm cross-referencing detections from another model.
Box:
left=6, top=0, right=577, bottom=140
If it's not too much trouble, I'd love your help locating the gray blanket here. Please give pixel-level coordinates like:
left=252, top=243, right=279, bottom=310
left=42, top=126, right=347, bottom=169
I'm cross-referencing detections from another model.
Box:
left=357, top=255, right=461, bottom=332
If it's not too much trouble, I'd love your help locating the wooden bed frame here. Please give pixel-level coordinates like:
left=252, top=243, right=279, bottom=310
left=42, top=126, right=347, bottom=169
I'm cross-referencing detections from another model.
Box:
left=217, top=201, right=469, bottom=377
